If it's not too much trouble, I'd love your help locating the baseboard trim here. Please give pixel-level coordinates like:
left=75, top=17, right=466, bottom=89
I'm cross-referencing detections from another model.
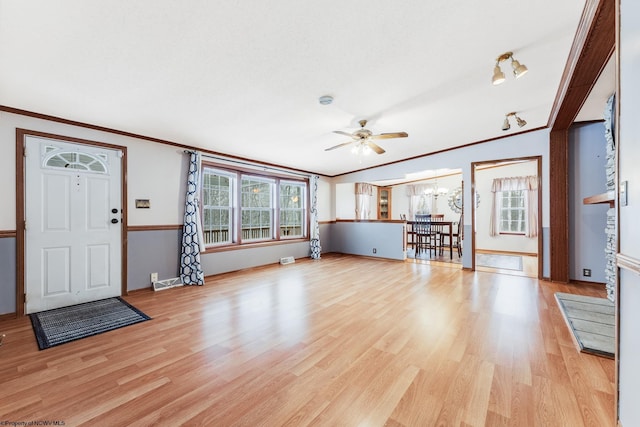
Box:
left=126, top=286, right=153, bottom=295
left=476, top=248, right=537, bottom=257
left=0, top=312, right=17, bottom=321
left=569, top=279, right=606, bottom=287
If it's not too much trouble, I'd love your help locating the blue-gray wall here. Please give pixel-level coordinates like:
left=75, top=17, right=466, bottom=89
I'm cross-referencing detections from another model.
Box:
left=127, top=229, right=182, bottom=290
left=569, top=122, right=608, bottom=283
left=331, top=221, right=405, bottom=260
left=128, top=228, right=318, bottom=289
left=0, top=237, right=16, bottom=315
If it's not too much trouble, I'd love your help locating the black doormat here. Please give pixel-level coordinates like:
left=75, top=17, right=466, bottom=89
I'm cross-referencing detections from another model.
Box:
left=29, top=297, right=151, bottom=350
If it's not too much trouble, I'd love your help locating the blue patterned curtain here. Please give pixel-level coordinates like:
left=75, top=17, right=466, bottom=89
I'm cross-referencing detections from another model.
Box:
left=180, top=151, right=205, bottom=285
left=309, top=175, right=321, bottom=259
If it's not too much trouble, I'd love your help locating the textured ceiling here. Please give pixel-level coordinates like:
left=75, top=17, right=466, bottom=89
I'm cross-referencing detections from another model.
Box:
left=0, top=0, right=613, bottom=176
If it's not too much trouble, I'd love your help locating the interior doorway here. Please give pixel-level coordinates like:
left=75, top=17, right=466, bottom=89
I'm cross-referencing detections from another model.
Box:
left=471, top=157, right=542, bottom=279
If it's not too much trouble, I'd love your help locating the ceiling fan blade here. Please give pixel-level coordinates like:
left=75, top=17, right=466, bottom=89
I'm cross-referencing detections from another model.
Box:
left=333, top=130, right=356, bottom=138
left=367, top=141, right=386, bottom=154
left=370, top=132, right=408, bottom=140
left=325, top=141, right=354, bottom=151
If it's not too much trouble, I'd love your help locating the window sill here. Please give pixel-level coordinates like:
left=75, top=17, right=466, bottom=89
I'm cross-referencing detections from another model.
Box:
left=202, top=238, right=308, bottom=254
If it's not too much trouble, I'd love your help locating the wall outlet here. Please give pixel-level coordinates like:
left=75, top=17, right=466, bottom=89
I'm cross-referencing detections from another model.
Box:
left=583, top=268, right=591, bottom=277
left=150, top=272, right=158, bottom=283
left=373, top=248, right=377, bottom=254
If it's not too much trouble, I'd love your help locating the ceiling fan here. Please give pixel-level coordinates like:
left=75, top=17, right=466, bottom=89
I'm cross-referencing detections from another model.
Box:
left=325, top=120, right=408, bottom=155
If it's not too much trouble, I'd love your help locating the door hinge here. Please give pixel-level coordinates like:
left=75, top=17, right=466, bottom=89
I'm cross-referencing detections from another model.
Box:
left=23, top=220, right=27, bottom=231
left=24, top=293, right=27, bottom=303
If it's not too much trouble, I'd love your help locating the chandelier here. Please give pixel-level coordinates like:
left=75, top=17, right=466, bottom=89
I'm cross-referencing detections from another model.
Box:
left=423, top=171, right=449, bottom=199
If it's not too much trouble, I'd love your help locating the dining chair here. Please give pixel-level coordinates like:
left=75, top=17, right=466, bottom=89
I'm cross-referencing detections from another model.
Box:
left=449, top=213, right=463, bottom=257
left=414, top=214, right=438, bottom=257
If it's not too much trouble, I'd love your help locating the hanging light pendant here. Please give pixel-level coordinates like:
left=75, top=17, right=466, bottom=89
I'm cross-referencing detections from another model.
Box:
left=502, top=112, right=527, bottom=131
left=492, top=51, right=528, bottom=85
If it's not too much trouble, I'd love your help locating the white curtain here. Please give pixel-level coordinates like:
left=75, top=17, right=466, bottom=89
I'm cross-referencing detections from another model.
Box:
left=406, top=184, right=432, bottom=220
left=180, top=151, right=205, bottom=285
left=355, top=182, right=373, bottom=219
left=309, top=175, right=321, bottom=259
left=489, top=175, right=539, bottom=237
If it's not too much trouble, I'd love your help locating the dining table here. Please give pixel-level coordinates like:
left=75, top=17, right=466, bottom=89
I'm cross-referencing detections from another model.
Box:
left=406, top=220, right=455, bottom=259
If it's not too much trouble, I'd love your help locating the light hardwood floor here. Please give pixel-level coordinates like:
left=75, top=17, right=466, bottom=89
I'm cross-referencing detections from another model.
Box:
left=0, top=254, right=615, bottom=426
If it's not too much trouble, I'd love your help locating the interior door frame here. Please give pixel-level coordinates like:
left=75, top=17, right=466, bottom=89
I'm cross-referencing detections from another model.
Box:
left=15, top=128, right=128, bottom=317
left=470, top=155, right=543, bottom=279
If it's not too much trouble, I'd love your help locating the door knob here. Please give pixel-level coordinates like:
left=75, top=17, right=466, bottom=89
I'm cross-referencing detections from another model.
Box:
left=111, top=218, right=119, bottom=224
left=111, top=208, right=118, bottom=214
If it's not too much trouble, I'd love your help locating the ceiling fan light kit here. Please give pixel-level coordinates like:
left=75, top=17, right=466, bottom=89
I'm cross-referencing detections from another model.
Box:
left=325, top=119, right=408, bottom=157
left=492, top=51, right=528, bottom=85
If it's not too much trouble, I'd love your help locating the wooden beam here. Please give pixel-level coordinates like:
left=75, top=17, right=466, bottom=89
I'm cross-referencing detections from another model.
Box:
left=549, top=129, right=570, bottom=282
left=548, top=0, right=616, bottom=130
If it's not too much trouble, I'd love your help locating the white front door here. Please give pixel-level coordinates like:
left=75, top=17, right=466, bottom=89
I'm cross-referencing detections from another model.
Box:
left=25, top=136, right=122, bottom=314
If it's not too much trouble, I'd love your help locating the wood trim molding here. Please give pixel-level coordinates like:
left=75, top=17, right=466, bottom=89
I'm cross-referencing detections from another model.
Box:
left=471, top=155, right=543, bottom=278
left=334, top=219, right=405, bottom=224
left=128, top=224, right=182, bottom=232
left=0, top=312, right=17, bottom=321
left=201, top=238, right=308, bottom=254
left=332, top=126, right=547, bottom=178
left=15, top=129, right=129, bottom=316
left=569, top=279, right=606, bottom=287
left=318, top=220, right=336, bottom=225
left=475, top=249, right=538, bottom=257
left=549, top=129, right=570, bottom=282
left=548, top=0, right=615, bottom=130
left=127, top=286, right=153, bottom=294
left=617, top=253, right=640, bottom=275
left=1, top=106, right=323, bottom=178
left=0, top=230, right=17, bottom=238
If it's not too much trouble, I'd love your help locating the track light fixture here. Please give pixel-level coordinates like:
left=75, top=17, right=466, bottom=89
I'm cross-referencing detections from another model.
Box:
left=502, top=112, right=527, bottom=131
left=492, top=51, right=528, bottom=85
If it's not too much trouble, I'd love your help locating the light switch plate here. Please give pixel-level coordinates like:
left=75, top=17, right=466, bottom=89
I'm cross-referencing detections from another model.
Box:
left=620, top=181, right=628, bottom=206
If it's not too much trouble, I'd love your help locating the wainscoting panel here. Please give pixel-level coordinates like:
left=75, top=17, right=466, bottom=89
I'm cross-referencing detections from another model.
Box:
left=127, top=228, right=182, bottom=291
left=0, top=236, right=16, bottom=315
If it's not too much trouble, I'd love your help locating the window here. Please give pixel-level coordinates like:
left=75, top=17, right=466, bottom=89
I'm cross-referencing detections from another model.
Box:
left=280, top=181, right=306, bottom=237
left=202, top=170, right=234, bottom=245
left=416, top=193, right=433, bottom=215
left=43, top=147, right=107, bottom=174
left=499, top=190, right=526, bottom=233
left=241, top=176, right=274, bottom=241
left=201, top=165, right=308, bottom=247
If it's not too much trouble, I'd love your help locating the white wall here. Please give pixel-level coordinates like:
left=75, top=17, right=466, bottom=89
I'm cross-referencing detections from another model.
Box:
left=335, top=182, right=377, bottom=220
left=474, top=160, right=538, bottom=254
left=390, top=173, right=463, bottom=222
left=335, top=183, right=355, bottom=219
left=316, top=177, right=333, bottom=222
left=617, top=0, right=640, bottom=424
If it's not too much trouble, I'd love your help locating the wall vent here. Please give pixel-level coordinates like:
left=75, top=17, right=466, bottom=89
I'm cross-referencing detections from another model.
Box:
left=153, top=277, right=183, bottom=291
left=280, top=256, right=295, bottom=265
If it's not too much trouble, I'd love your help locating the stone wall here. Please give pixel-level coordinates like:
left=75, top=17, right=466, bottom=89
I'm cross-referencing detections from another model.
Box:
left=604, top=94, right=616, bottom=302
